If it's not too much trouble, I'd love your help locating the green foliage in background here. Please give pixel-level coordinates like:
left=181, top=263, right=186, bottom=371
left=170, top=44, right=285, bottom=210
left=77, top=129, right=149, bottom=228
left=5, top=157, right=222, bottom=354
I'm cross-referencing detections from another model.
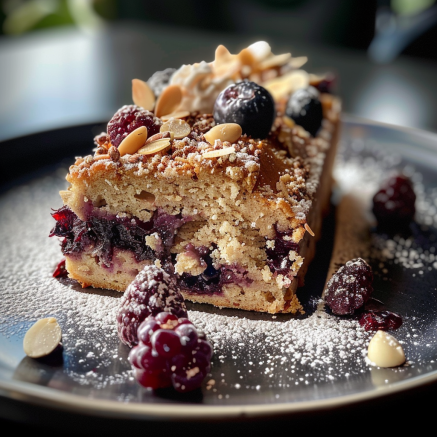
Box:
left=1, top=0, right=115, bottom=35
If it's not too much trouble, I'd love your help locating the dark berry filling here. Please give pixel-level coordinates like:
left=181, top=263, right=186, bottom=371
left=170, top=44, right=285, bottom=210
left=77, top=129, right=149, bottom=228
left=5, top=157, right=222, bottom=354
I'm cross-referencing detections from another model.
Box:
left=49, top=206, right=189, bottom=267
left=129, top=312, right=213, bottom=392
left=358, top=310, right=403, bottom=331
left=176, top=244, right=253, bottom=295
left=265, top=226, right=299, bottom=276
left=50, top=210, right=254, bottom=296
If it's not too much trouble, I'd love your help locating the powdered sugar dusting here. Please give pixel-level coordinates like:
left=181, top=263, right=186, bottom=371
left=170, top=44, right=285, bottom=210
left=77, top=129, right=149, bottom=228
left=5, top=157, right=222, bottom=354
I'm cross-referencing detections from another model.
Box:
left=1, top=126, right=437, bottom=404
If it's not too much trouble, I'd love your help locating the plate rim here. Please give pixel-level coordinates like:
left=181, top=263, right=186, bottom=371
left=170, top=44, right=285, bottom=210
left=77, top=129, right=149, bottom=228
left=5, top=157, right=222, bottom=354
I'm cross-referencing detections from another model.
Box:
left=1, top=369, right=437, bottom=420
left=1, top=114, right=437, bottom=420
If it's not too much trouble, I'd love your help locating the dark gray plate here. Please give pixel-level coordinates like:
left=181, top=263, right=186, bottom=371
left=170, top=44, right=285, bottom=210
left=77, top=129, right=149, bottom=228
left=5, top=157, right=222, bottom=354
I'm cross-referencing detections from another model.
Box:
left=0, top=114, right=437, bottom=421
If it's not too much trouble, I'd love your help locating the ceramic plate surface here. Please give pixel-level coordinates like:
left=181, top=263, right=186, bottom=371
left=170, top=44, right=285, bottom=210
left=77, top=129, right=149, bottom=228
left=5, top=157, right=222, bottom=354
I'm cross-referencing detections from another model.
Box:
left=1, top=114, right=437, bottom=420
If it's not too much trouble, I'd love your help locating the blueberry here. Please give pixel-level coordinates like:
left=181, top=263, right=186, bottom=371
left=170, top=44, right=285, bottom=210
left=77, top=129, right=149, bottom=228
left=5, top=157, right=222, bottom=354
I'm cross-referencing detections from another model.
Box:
left=213, top=80, right=276, bottom=139
left=285, top=86, right=323, bottom=137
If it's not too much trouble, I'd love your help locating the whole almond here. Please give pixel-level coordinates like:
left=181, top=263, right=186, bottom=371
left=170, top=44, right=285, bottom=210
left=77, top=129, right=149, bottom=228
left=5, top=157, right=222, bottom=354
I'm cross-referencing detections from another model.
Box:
left=160, top=118, right=191, bottom=140
left=204, top=123, right=242, bottom=145
left=132, top=78, right=156, bottom=111
left=202, top=146, right=236, bottom=159
left=137, top=138, right=171, bottom=155
left=160, top=110, right=190, bottom=121
left=155, top=84, right=183, bottom=118
left=367, top=330, right=406, bottom=368
left=118, top=126, right=148, bottom=156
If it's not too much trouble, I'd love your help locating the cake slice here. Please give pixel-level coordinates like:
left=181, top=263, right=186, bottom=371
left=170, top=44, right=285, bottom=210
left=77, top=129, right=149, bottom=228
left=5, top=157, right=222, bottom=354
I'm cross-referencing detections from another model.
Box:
left=50, top=41, right=341, bottom=314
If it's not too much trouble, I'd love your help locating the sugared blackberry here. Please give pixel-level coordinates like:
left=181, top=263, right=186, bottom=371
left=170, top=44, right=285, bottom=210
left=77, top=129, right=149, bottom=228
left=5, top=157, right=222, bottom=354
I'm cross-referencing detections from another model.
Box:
left=107, top=105, right=161, bottom=148
left=117, top=265, right=187, bottom=347
left=372, top=173, right=416, bottom=232
left=359, top=310, right=402, bottom=331
left=147, top=68, right=177, bottom=98
left=324, top=258, right=374, bottom=315
left=213, top=79, right=276, bottom=139
left=285, top=86, right=323, bottom=137
left=129, top=312, right=213, bottom=392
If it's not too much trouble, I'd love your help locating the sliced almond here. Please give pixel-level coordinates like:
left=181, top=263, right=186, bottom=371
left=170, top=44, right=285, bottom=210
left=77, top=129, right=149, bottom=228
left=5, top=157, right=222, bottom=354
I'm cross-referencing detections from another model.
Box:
left=160, top=110, right=190, bottom=122
left=155, top=84, right=183, bottom=118
left=118, top=126, right=148, bottom=156
left=247, top=41, right=272, bottom=61
left=287, top=56, right=308, bottom=69
left=283, top=115, right=295, bottom=129
left=215, top=44, right=233, bottom=62
left=238, top=47, right=256, bottom=65
left=132, top=78, right=156, bottom=111
left=137, top=138, right=171, bottom=155
left=304, top=223, right=315, bottom=237
left=202, top=146, right=236, bottom=159
left=160, top=118, right=191, bottom=140
left=258, top=53, right=291, bottom=70
left=146, top=131, right=174, bottom=144
left=214, top=59, right=241, bottom=80
left=287, top=69, right=310, bottom=90
left=264, top=70, right=310, bottom=100
left=23, top=317, right=62, bottom=358
left=204, top=123, right=242, bottom=145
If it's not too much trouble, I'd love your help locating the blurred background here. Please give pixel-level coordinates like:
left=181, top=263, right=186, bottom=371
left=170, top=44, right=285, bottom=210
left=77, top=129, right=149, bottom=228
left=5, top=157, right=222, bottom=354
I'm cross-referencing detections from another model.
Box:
left=0, top=0, right=437, bottom=142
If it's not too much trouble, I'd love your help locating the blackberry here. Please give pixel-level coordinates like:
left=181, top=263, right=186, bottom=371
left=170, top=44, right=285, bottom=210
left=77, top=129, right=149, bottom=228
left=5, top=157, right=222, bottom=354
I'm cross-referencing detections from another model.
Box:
left=285, top=86, right=323, bottom=137
left=107, top=105, right=161, bottom=148
left=117, top=265, right=187, bottom=347
left=372, top=173, right=416, bottom=232
left=213, top=80, right=275, bottom=139
left=147, top=68, right=177, bottom=98
left=324, top=258, right=374, bottom=315
left=129, top=312, right=213, bottom=392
